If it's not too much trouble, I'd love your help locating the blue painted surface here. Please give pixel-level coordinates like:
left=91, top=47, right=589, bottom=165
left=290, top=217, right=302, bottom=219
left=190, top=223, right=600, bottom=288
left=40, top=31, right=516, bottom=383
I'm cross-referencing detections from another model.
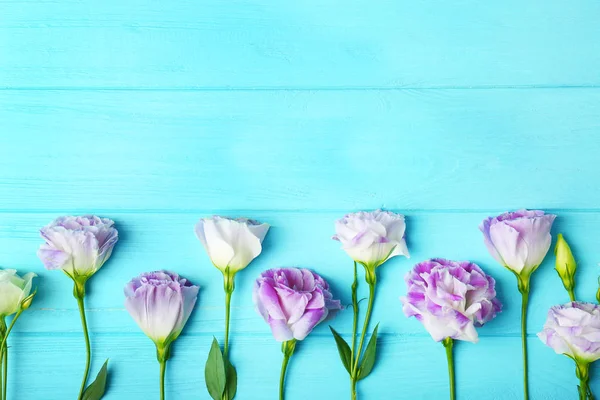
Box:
left=1, top=1, right=600, bottom=399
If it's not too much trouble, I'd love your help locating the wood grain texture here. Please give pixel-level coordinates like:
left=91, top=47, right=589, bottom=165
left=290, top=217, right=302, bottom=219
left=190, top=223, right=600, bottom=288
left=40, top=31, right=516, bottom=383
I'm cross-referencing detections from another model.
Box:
left=2, top=89, right=600, bottom=211
left=1, top=334, right=587, bottom=400
left=2, top=0, right=600, bottom=398
left=2, top=0, right=600, bottom=88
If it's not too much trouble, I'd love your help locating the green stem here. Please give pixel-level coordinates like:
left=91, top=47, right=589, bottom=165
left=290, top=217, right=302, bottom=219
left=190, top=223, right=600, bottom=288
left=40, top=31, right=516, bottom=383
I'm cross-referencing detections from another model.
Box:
left=350, top=262, right=359, bottom=400
left=0, top=312, right=21, bottom=400
left=576, top=362, right=593, bottom=400
left=519, top=283, right=530, bottom=400
left=224, top=290, right=232, bottom=359
left=160, top=359, right=167, bottom=400
left=156, top=343, right=170, bottom=400
left=350, top=262, right=359, bottom=368
left=0, top=318, right=5, bottom=400
left=279, top=340, right=296, bottom=400
left=353, top=280, right=376, bottom=374
left=1, top=348, right=6, bottom=400
left=568, top=288, right=576, bottom=302
left=442, top=338, right=455, bottom=400
left=75, top=286, right=91, bottom=400
left=221, top=270, right=235, bottom=400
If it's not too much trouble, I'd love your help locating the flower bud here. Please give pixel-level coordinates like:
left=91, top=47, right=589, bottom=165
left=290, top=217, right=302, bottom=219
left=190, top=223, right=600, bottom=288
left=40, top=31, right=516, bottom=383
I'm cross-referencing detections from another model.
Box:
left=20, top=289, right=37, bottom=311
left=554, top=234, right=577, bottom=299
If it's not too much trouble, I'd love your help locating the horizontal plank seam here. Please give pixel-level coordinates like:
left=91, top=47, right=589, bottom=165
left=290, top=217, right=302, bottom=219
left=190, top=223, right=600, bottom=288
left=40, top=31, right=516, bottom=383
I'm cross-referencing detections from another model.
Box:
left=2, top=85, right=600, bottom=91
left=1, top=208, right=599, bottom=215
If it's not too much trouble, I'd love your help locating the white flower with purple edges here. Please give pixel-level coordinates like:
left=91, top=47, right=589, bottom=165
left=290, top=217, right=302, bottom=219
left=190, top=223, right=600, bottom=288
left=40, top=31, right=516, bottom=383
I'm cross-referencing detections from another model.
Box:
left=401, top=258, right=502, bottom=343
left=333, top=210, right=409, bottom=269
left=480, top=209, right=556, bottom=277
left=37, top=215, right=118, bottom=279
left=538, top=302, right=600, bottom=363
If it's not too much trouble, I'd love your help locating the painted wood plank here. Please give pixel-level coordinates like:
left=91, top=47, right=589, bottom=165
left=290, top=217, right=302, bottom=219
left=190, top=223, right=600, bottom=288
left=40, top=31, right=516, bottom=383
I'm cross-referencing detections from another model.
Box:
left=2, top=0, right=600, bottom=88
left=0, top=334, right=589, bottom=399
left=1, top=211, right=597, bottom=338
left=1, top=89, right=600, bottom=211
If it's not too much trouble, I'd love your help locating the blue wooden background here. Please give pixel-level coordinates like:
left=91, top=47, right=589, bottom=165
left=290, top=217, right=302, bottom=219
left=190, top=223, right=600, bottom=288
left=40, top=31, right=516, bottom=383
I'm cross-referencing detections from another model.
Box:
left=2, top=1, right=600, bottom=399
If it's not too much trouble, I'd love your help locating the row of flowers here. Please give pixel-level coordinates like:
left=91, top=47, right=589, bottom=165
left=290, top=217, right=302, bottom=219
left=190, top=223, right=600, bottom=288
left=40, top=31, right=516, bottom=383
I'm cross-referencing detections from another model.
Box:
left=0, top=210, right=597, bottom=400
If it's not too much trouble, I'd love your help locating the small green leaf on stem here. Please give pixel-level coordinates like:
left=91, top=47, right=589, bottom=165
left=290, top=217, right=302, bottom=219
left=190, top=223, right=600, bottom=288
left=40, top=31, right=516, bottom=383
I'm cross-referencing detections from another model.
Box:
left=205, top=338, right=226, bottom=400
left=357, top=323, right=379, bottom=381
left=81, top=359, right=109, bottom=400
left=329, top=326, right=352, bottom=374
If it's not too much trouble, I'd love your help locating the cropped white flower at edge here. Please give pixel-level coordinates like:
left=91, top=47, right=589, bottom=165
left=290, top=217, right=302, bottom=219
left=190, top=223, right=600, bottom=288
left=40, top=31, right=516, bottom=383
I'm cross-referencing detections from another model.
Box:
left=333, top=209, right=409, bottom=268
left=37, top=215, right=119, bottom=280
left=195, top=216, right=270, bottom=273
left=0, top=269, right=36, bottom=317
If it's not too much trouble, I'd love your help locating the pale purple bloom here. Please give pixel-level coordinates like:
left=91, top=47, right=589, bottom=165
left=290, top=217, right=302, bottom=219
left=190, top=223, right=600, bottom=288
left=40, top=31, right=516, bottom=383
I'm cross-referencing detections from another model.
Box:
left=480, top=209, right=556, bottom=276
left=37, top=215, right=118, bottom=278
left=125, top=270, right=199, bottom=345
left=401, top=259, right=502, bottom=343
left=538, top=302, right=600, bottom=363
left=333, top=210, right=409, bottom=268
left=253, top=268, right=342, bottom=342
left=195, top=216, right=270, bottom=273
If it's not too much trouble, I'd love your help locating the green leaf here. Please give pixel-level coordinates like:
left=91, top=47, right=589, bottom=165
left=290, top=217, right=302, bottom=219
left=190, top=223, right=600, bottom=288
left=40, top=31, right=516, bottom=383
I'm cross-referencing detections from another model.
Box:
left=205, top=338, right=226, bottom=400
left=82, top=359, right=109, bottom=400
left=224, top=359, right=237, bottom=399
left=329, top=326, right=352, bottom=374
left=357, top=323, right=379, bottom=381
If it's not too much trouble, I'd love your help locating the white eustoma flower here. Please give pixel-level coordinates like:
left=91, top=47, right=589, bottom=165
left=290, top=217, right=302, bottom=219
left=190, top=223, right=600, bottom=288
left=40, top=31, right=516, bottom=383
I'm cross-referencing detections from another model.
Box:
left=195, top=216, right=270, bottom=273
left=0, top=269, right=36, bottom=317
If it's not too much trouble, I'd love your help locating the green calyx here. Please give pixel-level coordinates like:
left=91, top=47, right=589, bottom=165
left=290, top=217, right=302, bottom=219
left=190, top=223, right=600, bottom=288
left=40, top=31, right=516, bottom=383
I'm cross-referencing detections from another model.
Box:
left=281, top=339, right=297, bottom=358
left=156, top=342, right=172, bottom=363
left=71, top=275, right=90, bottom=299
left=514, top=271, right=532, bottom=295
left=359, top=262, right=378, bottom=286
left=222, top=268, right=236, bottom=295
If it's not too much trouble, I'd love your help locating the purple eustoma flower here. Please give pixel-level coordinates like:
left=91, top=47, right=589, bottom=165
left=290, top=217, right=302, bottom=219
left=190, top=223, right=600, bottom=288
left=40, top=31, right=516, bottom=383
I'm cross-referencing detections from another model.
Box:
left=253, top=268, right=342, bottom=341
left=401, top=258, right=502, bottom=343
left=480, top=209, right=556, bottom=277
left=37, top=215, right=118, bottom=279
left=125, top=270, right=199, bottom=346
